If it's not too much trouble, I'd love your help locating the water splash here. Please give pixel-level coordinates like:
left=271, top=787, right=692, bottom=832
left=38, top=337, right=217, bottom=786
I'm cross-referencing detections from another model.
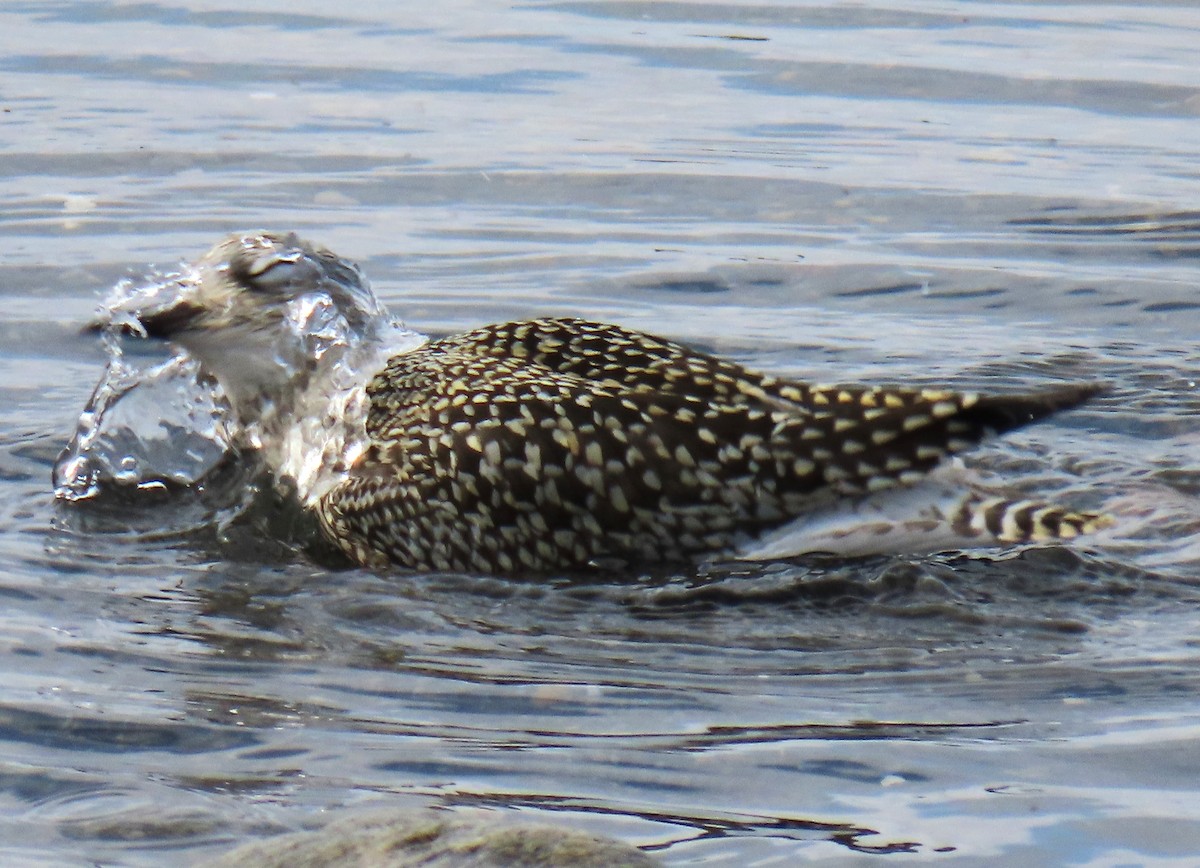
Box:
left=54, top=265, right=237, bottom=501
left=53, top=351, right=236, bottom=501
left=53, top=239, right=426, bottom=515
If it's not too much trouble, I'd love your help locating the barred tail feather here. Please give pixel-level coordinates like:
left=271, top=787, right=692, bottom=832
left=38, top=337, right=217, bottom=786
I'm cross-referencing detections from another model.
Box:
left=953, top=495, right=1114, bottom=543
left=736, top=467, right=1113, bottom=561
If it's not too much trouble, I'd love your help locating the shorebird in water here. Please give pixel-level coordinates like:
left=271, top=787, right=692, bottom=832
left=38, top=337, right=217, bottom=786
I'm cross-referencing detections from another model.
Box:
left=90, top=232, right=1111, bottom=574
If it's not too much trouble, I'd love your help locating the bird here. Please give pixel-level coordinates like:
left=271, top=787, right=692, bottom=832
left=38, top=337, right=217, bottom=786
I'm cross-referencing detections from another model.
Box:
left=94, top=231, right=1112, bottom=575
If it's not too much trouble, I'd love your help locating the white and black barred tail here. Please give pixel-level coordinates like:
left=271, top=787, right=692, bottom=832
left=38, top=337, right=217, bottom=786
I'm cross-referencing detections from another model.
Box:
left=737, top=466, right=1113, bottom=562
left=954, top=494, right=1114, bottom=544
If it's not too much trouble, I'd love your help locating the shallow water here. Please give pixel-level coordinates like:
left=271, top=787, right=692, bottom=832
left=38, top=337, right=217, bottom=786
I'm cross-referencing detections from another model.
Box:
left=3, top=1, right=1200, bottom=864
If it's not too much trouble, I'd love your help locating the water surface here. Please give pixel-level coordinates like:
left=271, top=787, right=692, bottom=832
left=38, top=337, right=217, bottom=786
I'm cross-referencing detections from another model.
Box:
left=2, top=1, right=1199, bottom=864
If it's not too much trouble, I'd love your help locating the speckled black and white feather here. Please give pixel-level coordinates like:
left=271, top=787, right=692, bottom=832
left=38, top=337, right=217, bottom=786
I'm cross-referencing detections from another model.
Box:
left=317, top=317, right=1108, bottom=573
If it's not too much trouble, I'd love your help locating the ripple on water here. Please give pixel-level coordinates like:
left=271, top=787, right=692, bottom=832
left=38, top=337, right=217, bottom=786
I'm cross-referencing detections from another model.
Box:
left=4, top=0, right=1200, bottom=863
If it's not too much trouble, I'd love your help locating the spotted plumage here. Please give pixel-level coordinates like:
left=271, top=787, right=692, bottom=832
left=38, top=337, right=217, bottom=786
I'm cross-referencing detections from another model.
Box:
left=317, top=317, right=1107, bottom=573
left=96, top=232, right=1112, bottom=575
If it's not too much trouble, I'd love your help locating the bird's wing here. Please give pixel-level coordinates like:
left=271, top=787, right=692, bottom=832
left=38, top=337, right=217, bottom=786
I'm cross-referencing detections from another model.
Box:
left=429, top=317, right=1100, bottom=423
left=429, top=318, right=1101, bottom=456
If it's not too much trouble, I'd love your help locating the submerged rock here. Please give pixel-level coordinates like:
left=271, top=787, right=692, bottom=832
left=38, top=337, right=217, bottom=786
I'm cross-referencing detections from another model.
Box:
left=200, top=809, right=659, bottom=868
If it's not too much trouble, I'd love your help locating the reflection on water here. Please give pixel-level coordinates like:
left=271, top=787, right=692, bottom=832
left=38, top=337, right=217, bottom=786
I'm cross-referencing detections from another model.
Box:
left=3, top=0, right=1200, bottom=865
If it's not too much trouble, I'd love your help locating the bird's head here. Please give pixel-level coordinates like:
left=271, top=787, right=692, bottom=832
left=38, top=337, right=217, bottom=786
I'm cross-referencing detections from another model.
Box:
left=97, top=231, right=389, bottom=415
